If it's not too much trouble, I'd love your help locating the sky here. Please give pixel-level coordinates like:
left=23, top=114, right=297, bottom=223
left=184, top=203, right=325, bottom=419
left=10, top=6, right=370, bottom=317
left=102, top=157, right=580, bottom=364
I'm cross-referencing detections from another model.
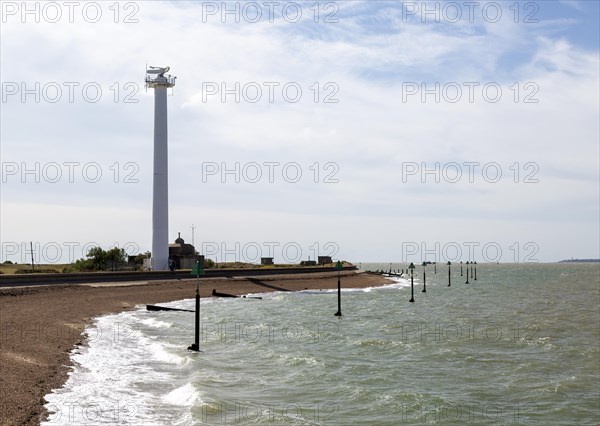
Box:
left=1, top=0, right=599, bottom=265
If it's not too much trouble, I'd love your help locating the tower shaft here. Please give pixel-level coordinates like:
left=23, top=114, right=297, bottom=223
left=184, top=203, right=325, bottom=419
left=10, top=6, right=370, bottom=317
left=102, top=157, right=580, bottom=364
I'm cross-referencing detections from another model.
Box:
left=152, top=85, right=169, bottom=270
left=146, top=66, right=175, bottom=271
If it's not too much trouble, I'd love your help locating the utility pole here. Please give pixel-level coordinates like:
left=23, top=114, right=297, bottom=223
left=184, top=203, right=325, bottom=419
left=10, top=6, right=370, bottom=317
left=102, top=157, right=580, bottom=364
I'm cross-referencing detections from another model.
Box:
left=29, top=242, right=35, bottom=270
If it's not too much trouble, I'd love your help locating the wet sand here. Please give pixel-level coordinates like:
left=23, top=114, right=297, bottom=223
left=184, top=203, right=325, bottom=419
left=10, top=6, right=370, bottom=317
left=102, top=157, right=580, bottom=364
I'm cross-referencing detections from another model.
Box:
left=0, top=271, right=391, bottom=425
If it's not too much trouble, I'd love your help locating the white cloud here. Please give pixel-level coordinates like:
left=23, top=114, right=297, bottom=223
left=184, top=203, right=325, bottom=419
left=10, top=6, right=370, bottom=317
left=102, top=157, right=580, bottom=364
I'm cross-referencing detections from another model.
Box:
left=558, top=0, right=584, bottom=12
left=1, top=1, right=598, bottom=263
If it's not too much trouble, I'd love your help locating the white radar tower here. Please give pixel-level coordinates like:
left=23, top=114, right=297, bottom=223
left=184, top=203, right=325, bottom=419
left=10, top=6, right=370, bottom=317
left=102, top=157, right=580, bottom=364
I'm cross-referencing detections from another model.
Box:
left=146, top=66, right=176, bottom=270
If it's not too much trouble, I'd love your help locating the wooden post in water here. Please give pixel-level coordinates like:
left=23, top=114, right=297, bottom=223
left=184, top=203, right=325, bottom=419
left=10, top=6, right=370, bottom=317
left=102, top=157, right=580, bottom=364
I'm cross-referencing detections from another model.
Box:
left=447, top=261, right=451, bottom=286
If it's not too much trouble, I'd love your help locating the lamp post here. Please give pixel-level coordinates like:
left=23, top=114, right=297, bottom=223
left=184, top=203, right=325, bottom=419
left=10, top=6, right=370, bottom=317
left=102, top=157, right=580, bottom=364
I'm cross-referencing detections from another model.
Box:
left=447, top=261, right=451, bottom=286
left=465, top=261, right=470, bottom=284
left=409, top=262, right=415, bottom=302
left=421, top=261, right=427, bottom=293
left=460, top=261, right=463, bottom=276
left=335, top=260, right=343, bottom=316
left=188, top=260, right=204, bottom=352
left=470, top=261, right=474, bottom=279
left=474, top=261, right=477, bottom=281
left=433, top=262, right=437, bottom=274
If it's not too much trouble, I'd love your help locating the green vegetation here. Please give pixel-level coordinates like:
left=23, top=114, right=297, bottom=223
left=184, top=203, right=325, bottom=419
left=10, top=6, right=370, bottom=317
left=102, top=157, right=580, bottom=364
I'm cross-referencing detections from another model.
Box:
left=14, top=268, right=60, bottom=274
left=63, top=247, right=128, bottom=272
left=1, top=247, right=128, bottom=274
left=0, top=263, right=26, bottom=274
left=0, top=263, right=71, bottom=275
left=212, top=262, right=260, bottom=269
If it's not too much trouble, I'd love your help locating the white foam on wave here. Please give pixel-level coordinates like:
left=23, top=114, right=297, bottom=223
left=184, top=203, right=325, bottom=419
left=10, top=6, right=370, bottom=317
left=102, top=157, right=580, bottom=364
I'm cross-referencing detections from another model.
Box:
left=302, top=278, right=411, bottom=293
left=141, top=317, right=173, bottom=328
left=146, top=338, right=188, bottom=365
left=42, top=307, right=199, bottom=425
left=162, top=382, right=202, bottom=407
left=378, top=277, right=412, bottom=289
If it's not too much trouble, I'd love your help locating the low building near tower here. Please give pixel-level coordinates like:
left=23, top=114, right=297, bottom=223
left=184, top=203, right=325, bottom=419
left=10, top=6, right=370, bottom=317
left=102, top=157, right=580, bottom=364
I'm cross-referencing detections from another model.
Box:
left=169, top=233, right=204, bottom=269
left=318, top=256, right=332, bottom=265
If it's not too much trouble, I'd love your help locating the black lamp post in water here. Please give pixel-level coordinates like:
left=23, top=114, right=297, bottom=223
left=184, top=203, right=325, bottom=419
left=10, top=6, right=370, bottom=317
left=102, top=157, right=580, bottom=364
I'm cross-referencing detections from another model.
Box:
left=421, top=261, right=427, bottom=293
left=409, top=262, right=415, bottom=302
left=465, top=261, right=470, bottom=284
left=447, top=261, right=451, bottom=287
left=474, top=261, right=478, bottom=281
left=188, top=260, right=204, bottom=352
left=335, top=260, right=343, bottom=316
left=460, top=261, right=463, bottom=276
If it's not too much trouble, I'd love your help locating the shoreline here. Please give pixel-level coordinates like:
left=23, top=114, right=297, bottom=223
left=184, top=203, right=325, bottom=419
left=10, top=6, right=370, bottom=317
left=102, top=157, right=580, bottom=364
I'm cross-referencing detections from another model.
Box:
left=0, top=271, right=393, bottom=425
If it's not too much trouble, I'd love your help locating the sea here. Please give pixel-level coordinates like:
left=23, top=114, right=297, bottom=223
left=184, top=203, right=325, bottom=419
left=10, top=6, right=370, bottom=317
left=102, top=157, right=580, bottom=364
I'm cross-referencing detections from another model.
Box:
left=42, top=263, right=599, bottom=425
